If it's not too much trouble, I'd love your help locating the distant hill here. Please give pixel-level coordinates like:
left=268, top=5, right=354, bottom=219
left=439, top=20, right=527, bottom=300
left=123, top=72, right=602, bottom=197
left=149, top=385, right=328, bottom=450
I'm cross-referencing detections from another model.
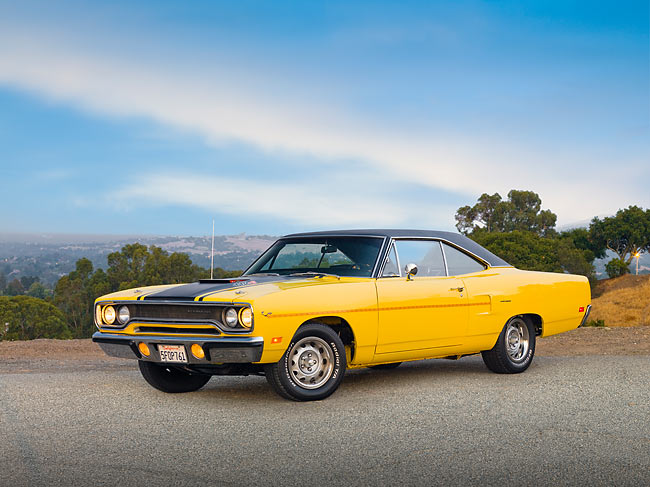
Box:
left=0, top=233, right=276, bottom=287
left=590, top=274, right=650, bottom=327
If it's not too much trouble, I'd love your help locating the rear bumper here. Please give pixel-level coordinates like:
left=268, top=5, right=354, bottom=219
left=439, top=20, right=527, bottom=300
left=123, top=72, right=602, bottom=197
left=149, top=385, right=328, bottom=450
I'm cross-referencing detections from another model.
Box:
left=92, top=332, right=264, bottom=364
left=579, top=304, right=592, bottom=327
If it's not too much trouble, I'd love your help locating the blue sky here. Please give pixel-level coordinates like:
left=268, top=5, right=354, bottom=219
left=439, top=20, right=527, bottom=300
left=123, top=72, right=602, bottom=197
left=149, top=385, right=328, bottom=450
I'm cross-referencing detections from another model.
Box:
left=0, top=0, right=648, bottom=236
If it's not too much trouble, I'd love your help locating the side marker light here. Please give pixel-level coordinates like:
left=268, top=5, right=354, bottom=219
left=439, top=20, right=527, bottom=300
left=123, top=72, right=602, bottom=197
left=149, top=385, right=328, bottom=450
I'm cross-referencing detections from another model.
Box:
left=271, top=337, right=282, bottom=344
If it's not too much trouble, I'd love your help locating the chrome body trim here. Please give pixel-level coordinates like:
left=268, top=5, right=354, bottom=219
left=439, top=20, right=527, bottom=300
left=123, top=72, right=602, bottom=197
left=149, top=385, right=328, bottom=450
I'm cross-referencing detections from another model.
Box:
left=242, top=234, right=389, bottom=279
left=439, top=240, right=450, bottom=277
left=579, top=305, right=592, bottom=327
left=377, top=236, right=489, bottom=279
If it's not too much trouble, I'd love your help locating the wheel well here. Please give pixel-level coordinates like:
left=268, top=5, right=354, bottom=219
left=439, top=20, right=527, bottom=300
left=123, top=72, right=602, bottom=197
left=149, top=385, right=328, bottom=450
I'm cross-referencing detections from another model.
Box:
left=522, top=314, right=543, bottom=336
left=301, top=316, right=355, bottom=359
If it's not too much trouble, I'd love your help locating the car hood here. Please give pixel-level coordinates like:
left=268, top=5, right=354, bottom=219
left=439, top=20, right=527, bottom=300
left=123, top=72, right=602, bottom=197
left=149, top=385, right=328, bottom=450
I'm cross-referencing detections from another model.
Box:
left=109, top=275, right=361, bottom=303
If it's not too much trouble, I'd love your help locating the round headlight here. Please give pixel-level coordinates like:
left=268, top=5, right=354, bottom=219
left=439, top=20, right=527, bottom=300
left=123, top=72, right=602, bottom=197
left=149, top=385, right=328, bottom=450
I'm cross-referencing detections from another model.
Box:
left=117, top=305, right=130, bottom=324
left=103, top=305, right=116, bottom=325
left=239, top=308, right=252, bottom=328
left=224, top=307, right=238, bottom=327
left=95, top=305, right=103, bottom=325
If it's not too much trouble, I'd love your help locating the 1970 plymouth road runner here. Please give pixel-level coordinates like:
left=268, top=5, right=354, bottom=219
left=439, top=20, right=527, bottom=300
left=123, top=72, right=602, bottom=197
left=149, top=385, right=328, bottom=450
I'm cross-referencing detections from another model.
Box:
left=93, top=229, right=591, bottom=401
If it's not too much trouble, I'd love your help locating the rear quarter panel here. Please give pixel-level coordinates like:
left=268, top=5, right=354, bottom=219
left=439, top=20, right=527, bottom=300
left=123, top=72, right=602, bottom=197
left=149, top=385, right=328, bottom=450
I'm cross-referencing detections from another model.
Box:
left=461, top=268, right=591, bottom=352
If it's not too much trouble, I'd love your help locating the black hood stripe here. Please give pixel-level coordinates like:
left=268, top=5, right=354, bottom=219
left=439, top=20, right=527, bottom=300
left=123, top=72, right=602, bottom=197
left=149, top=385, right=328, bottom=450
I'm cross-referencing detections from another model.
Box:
left=142, top=276, right=284, bottom=301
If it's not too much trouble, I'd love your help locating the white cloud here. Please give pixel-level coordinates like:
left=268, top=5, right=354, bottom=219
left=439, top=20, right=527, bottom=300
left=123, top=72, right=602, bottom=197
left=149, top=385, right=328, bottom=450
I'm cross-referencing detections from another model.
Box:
left=0, top=27, right=647, bottom=226
left=112, top=173, right=456, bottom=229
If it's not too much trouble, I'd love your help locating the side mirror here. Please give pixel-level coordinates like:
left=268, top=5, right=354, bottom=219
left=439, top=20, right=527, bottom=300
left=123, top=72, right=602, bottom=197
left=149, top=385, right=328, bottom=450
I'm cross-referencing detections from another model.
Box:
left=405, top=263, right=418, bottom=280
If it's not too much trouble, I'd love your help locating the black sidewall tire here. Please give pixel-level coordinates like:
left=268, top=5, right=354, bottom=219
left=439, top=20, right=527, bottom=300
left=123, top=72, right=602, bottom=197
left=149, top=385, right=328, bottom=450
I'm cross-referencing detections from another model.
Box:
left=482, top=316, right=536, bottom=374
left=270, top=324, right=346, bottom=401
left=138, top=360, right=211, bottom=393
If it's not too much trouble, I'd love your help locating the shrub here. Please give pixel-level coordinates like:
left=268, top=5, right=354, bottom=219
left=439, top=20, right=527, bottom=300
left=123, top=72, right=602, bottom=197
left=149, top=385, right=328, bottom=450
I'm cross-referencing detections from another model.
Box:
left=581, top=319, right=606, bottom=328
left=605, top=258, right=630, bottom=278
left=0, top=296, right=72, bottom=340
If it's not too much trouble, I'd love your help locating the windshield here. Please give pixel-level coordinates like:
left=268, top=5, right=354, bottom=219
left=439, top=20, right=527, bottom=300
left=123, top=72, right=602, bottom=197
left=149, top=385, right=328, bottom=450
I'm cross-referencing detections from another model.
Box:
left=244, top=236, right=384, bottom=278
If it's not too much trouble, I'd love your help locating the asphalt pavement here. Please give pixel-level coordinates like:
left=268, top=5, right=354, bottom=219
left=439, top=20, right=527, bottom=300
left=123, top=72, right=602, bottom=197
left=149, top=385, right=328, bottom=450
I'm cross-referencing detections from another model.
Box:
left=1, top=355, right=648, bottom=486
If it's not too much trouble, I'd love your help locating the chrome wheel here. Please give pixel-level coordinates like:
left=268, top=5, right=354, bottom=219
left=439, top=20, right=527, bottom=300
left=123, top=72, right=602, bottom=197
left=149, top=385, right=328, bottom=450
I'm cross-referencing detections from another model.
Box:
left=505, top=317, right=530, bottom=363
left=288, top=336, right=334, bottom=390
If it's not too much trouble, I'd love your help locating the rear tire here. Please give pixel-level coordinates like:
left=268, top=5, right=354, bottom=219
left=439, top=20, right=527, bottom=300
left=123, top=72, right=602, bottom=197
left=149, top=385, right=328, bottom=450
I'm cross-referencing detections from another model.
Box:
left=138, top=361, right=211, bottom=393
left=265, top=324, right=346, bottom=401
left=482, top=316, right=536, bottom=374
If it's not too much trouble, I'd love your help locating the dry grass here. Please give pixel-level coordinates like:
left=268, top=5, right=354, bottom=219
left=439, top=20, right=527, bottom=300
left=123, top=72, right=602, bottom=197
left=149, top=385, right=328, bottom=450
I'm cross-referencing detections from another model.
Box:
left=590, top=274, right=650, bottom=327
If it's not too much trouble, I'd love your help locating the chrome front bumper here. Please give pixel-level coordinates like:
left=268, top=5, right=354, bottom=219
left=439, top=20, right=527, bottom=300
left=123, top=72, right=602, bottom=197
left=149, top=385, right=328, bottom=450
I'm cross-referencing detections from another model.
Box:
left=92, top=332, right=264, bottom=364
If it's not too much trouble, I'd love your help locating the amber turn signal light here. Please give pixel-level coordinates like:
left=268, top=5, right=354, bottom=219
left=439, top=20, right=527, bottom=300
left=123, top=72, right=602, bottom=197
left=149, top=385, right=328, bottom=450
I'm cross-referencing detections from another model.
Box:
left=138, top=342, right=151, bottom=357
left=191, top=343, right=205, bottom=359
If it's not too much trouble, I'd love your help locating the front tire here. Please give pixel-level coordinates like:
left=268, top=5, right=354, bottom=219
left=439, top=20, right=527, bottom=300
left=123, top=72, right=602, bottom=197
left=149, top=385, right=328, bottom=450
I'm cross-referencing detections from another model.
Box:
left=138, top=361, right=211, bottom=393
left=264, top=324, right=346, bottom=401
left=482, top=316, right=536, bottom=374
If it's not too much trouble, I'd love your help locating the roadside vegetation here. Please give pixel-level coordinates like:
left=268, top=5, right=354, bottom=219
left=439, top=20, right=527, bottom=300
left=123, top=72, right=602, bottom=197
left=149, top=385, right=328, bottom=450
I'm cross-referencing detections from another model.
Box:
left=0, top=191, right=648, bottom=340
left=587, top=274, right=650, bottom=327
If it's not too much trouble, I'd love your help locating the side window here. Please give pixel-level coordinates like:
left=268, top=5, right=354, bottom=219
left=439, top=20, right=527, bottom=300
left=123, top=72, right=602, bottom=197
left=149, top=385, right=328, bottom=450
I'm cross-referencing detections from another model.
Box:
left=394, top=240, right=446, bottom=277
left=381, top=244, right=400, bottom=277
left=442, top=243, right=486, bottom=275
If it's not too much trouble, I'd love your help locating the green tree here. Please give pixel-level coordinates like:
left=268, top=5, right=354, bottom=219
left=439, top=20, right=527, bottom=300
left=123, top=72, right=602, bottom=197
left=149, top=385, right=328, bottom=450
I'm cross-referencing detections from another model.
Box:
left=54, top=258, right=109, bottom=338
left=470, top=230, right=595, bottom=282
left=455, top=190, right=557, bottom=236
left=27, top=281, right=48, bottom=299
left=0, top=296, right=72, bottom=340
left=0, top=270, right=6, bottom=294
left=20, top=276, right=40, bottom=289
left=605, top=258, right=630, bottom=278
left=55, top=244, right=210, bottom=338
left=589, top=206, right=650, bottom=264
left=5, top=278, right=25, bottom=296
left=106, top=244, right=207, bottom=290
left=559, top=227, right=607, bottom=261
left=212, top=267, right=241, bottom=279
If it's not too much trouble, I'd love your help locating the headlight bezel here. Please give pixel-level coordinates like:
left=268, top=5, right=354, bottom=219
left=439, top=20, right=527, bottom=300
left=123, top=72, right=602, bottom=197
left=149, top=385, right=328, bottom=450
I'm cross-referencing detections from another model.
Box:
left=95, top=304, right=103, bottom=326
left=239, top=307, right=253, bottom=329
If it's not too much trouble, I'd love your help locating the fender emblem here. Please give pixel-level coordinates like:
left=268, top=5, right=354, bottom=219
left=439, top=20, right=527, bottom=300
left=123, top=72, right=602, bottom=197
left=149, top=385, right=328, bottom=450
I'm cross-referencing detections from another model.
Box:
left=261, top=311, right=273, bottom=317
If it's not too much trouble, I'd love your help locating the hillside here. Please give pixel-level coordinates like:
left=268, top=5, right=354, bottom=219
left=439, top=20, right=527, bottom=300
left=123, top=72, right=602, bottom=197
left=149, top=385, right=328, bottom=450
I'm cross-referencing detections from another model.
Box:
left=590, top=274, right=650, bottom=327
left=0, top=233, right=276, bottom=287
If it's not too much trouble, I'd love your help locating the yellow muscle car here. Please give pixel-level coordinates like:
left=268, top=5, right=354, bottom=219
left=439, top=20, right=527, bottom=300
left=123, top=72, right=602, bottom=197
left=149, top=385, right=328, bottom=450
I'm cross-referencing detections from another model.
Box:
left=92, top=230, right=591, bottom=401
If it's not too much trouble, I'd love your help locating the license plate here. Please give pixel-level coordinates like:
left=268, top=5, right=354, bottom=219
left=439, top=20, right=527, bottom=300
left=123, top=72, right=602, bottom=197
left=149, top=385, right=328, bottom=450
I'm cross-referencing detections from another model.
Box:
left=158, top=344, right=188, bottom=363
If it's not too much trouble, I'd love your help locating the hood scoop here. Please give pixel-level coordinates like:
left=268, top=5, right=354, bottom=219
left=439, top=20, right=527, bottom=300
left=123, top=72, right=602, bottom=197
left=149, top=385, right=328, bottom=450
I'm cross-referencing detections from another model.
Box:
left=198, top=278, right=249, bottom=284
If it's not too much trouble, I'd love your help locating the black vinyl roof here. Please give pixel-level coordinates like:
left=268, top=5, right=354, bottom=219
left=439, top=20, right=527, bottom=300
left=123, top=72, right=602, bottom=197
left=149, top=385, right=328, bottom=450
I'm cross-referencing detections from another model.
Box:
left=284, top=229, right=511, bottom=268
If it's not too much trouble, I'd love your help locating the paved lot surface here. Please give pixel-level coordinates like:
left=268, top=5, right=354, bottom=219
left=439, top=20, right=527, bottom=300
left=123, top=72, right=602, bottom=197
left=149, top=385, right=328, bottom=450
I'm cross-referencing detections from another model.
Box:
left=1, top=355, right=648, bottom=486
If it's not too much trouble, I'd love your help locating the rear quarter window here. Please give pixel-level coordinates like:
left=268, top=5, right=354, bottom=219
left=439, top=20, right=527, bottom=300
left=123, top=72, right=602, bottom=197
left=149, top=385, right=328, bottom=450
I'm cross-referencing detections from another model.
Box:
left=442, top=243, right=486, bottom=276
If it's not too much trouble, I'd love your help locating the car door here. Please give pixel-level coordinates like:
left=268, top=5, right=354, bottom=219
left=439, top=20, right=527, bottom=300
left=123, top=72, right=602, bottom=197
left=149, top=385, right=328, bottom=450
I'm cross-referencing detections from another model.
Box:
left=375, top=239, right=469, bottom=354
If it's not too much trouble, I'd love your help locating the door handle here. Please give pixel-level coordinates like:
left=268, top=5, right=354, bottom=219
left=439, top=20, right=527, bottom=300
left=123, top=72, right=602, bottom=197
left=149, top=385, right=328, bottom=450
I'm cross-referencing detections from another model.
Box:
left=450, top=287, right=464, bottom=292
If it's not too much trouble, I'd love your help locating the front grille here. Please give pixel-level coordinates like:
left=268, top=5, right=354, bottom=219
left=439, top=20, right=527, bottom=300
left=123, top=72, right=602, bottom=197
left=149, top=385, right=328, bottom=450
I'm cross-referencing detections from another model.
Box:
left=129, top=304, right=224, bottom=324
left=134, top=326, right=221, bottom=335
left=99, top=302, right=252, bottom=334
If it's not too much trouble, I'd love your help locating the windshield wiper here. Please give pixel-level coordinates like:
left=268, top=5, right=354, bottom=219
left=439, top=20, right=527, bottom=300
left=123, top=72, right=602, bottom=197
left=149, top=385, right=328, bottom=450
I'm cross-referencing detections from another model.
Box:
left=246, top=272, right=280, bottom=276
left=289, top=271, right=341, bottom=280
